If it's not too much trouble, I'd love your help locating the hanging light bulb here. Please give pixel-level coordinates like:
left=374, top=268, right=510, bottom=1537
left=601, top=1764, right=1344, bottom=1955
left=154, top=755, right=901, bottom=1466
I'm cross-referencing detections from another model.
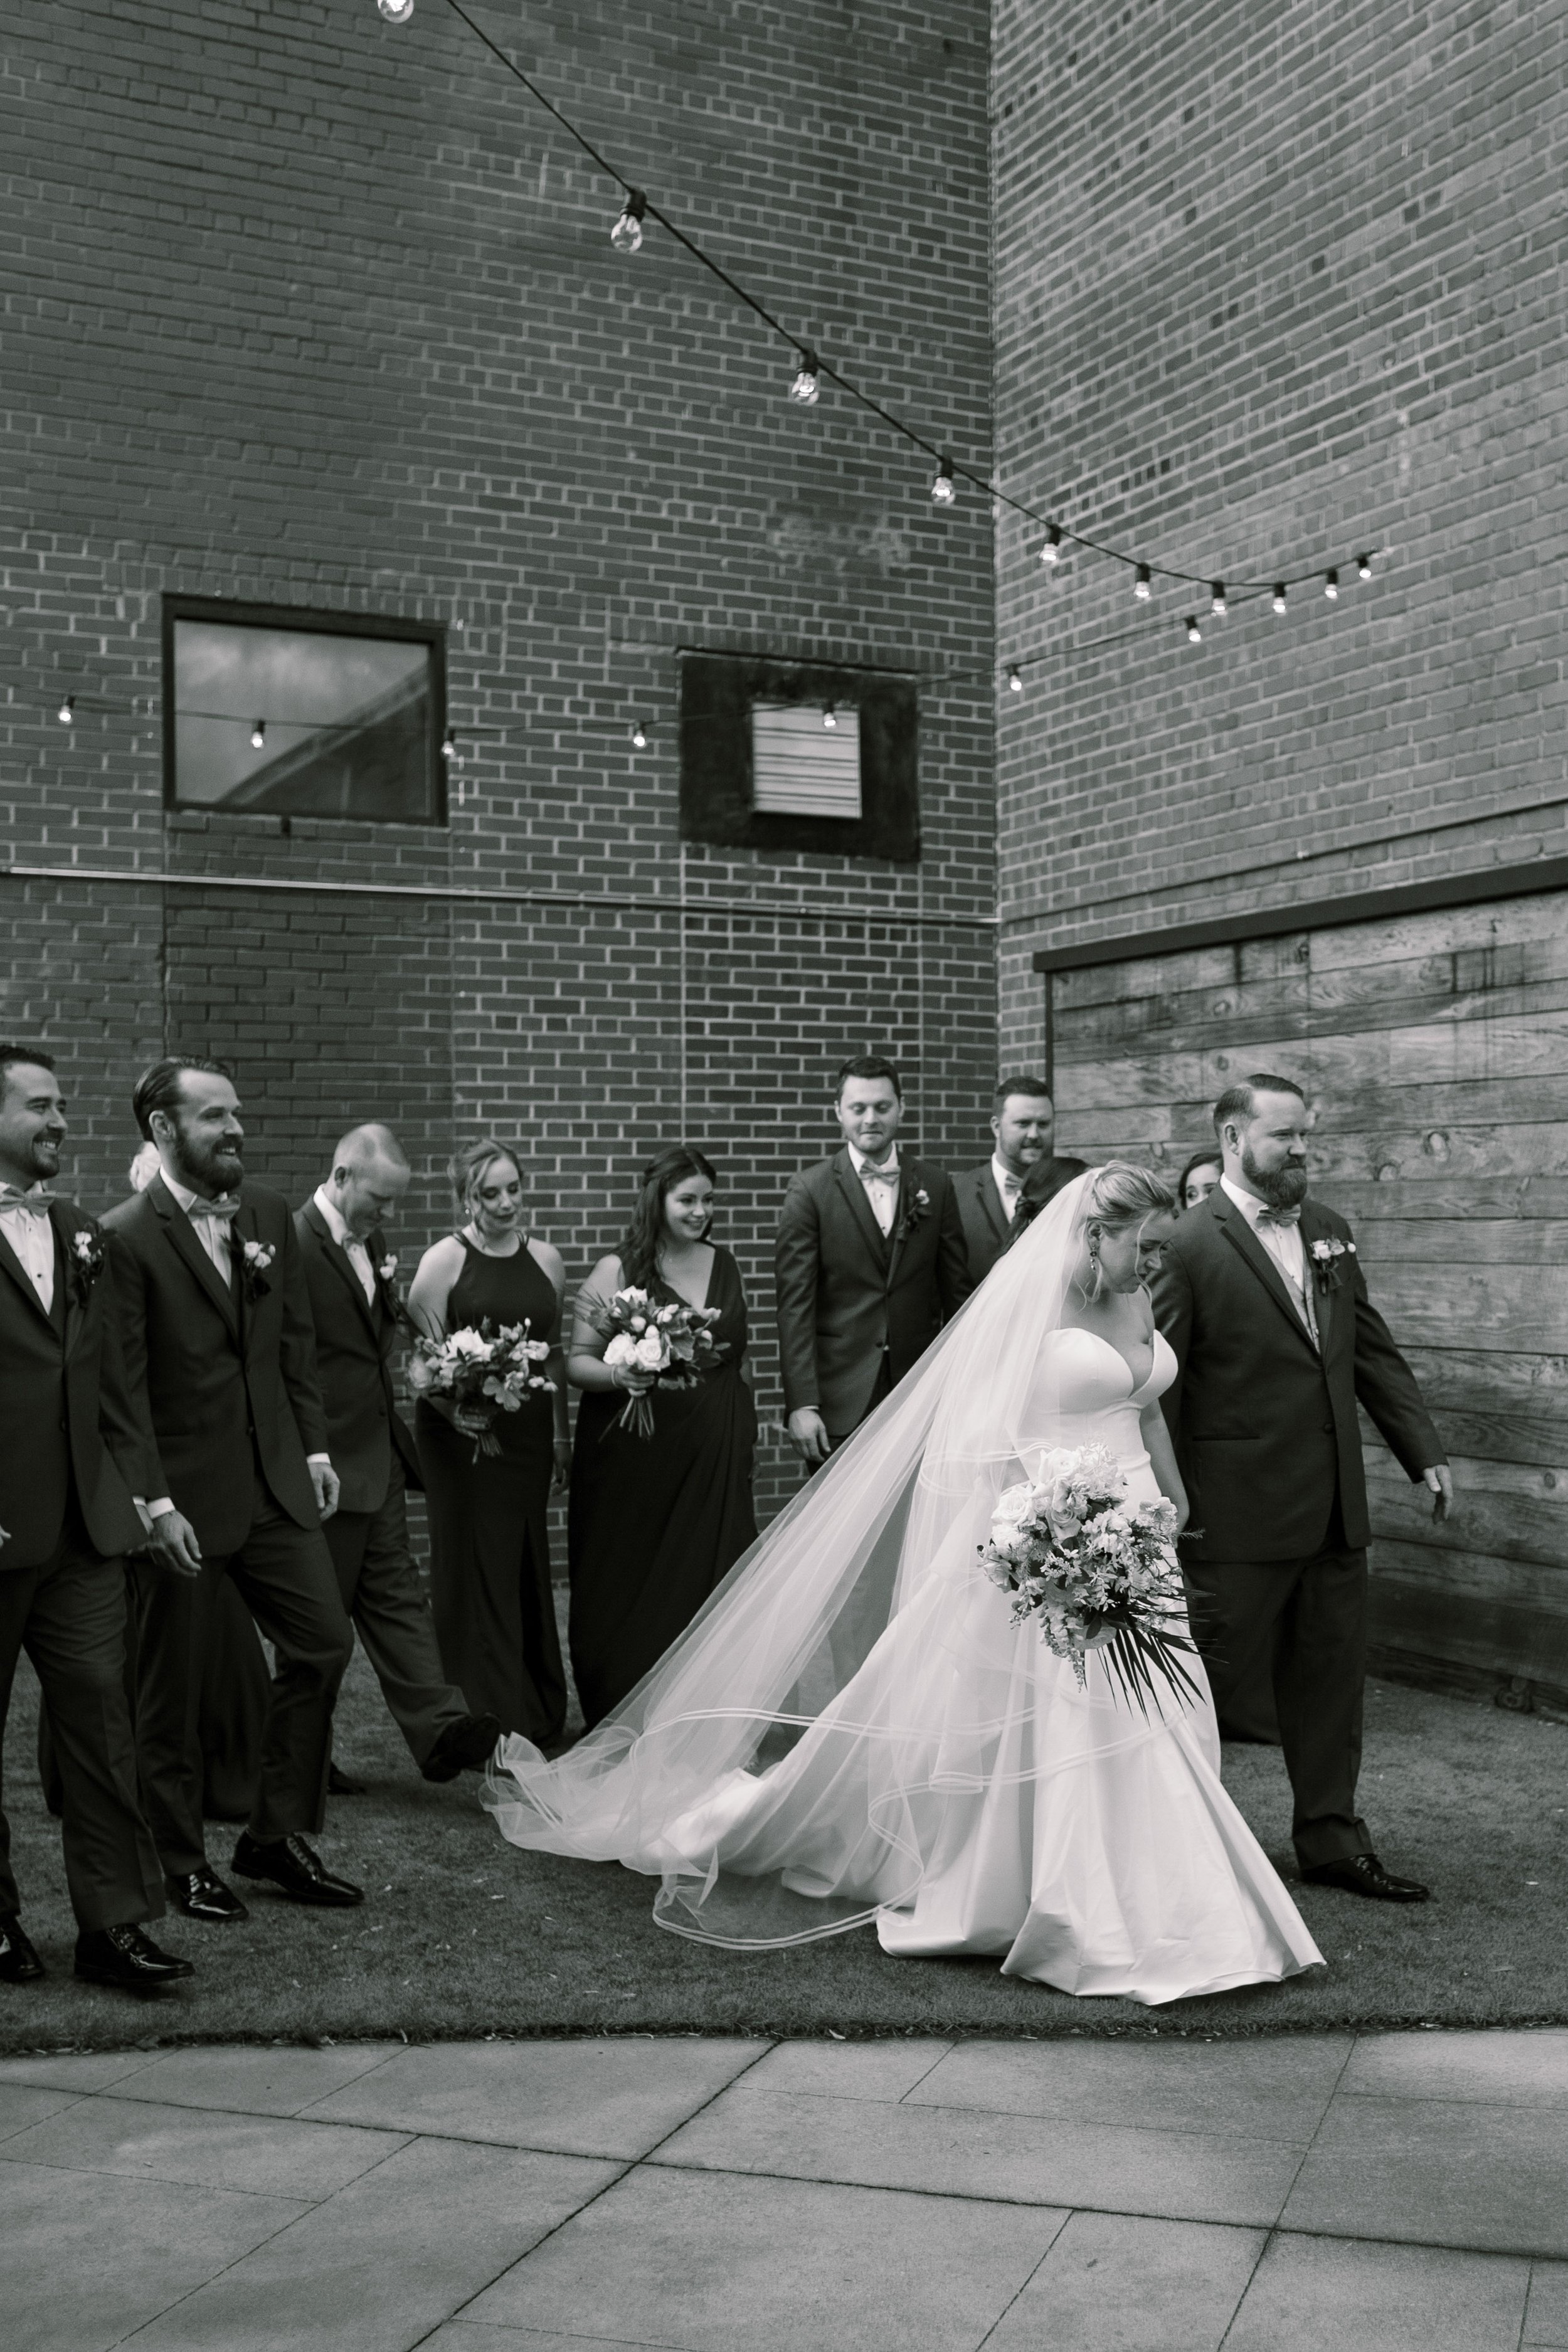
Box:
left=610, top=191, right=647, bottom=253
left=930, top=455, right=956, bottom=506
left=1007, top=665, right=1023, bottom=692
left=1271, top=583, right=1288, bottom=615
left=1185, top=615, right=1202, bottom=645
left=1133, top=563, right=1152, bottom=600
left=440, top=729, right=457, bottom=760
left=1039, top=524, right=1063, bottom=566
left=56, top=693, right=74, bottom=725
left=1323, top=568, right=1340, bottom=601
left=788, top=348, right=820, bottom=405
left=1357, top=551, right=1374, bottom=581
left=630, top=719, right=648, bottom=750
left=376, top=0, right=415, bottom=19
left=822, top=705, right=838, bottom=730
left=250, top=719, right=265, bottom=750
left=1210, top=581, right=1227, bottom=617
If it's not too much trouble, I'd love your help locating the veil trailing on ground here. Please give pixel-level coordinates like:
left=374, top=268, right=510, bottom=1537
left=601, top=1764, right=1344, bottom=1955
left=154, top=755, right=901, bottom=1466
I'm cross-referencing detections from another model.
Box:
left=482, top=1170, right=1139, bottom=1946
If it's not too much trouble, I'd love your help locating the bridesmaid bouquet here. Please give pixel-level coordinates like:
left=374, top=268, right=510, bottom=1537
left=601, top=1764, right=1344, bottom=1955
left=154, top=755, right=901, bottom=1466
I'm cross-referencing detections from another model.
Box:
left=978, top=1443, right=1201, bottom=1714
left=598, top=1285, right=727, bottom=1439
left=406, top=1318, right=554, bottom=1456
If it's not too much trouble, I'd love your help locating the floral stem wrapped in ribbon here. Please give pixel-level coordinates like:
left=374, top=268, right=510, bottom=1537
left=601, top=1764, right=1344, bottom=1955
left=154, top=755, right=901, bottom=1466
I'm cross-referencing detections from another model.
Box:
left=596, top=1284, right=728, bottom=1440
left=406, top=1317, right=554, bottom=1458
left=978, top=1442, right=1201, bottom=1714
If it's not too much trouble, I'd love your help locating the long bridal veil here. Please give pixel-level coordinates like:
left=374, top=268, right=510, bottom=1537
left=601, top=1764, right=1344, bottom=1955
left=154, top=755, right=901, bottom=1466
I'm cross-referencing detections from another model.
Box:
left=482, top=1170, right=1132, bottom=1946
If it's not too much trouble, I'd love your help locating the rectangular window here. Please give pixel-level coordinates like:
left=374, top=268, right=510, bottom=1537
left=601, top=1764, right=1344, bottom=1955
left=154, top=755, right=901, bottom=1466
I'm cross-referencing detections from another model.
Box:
left=162, top=597, right=446, bottom=824
left=679, top=653, right=918, bottom=861
left=750, top=703, right=863, bottom=818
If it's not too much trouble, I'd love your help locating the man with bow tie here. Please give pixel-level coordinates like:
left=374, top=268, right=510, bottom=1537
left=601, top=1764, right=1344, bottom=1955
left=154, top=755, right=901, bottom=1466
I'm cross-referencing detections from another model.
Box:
left=1152, top=1072, right=1453, bottom=1905
left=953, top=1075, right=1087, bottom=1283
left=0, top=1045, right=193, bottom=1992
left=104, top=1056, right=361, bottom=1922
left=296, top=1125, right=499, bottom=1790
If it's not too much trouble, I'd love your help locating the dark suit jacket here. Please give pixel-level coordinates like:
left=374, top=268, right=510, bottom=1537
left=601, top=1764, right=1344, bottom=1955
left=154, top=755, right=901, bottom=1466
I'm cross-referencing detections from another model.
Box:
left=1151, top=1186, right=1445, bottom=1563
left=104, top=1177, right=328, bottom=1557
left=0, top=1200, right=144, bottom=1569
left=775, top=1148, right=972, bottom=1437
left=1017, top=1151, right=1090, bottom=1223
left=953, top=1163, right=1014, bottom=1284
left=294, top=1200, right=422, bottom=1516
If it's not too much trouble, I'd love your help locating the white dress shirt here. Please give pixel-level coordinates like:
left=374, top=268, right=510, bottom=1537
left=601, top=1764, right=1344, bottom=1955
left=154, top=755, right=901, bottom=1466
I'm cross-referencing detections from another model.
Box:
left=313, top=1185, right=376, bottom=1306
left=991, top=1153, right=1024, bottom=1228
left=1221, top=1173, right=1316, bottom=1340
left=162, top=1170, right=236, bottom=1286
left=849, top=1142, right=901, bottom=1237
left=0, top=1188, right=55, bottom=1313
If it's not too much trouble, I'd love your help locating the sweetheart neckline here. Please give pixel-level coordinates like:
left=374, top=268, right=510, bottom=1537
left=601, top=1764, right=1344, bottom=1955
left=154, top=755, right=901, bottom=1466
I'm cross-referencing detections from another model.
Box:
left=1059, top=1323, right=1167, bottom=1398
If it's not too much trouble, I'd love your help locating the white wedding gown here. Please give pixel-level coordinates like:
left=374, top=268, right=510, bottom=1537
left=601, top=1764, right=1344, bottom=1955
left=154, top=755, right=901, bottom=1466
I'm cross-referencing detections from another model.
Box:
left=488, top=1308, right=1323, bottom=2006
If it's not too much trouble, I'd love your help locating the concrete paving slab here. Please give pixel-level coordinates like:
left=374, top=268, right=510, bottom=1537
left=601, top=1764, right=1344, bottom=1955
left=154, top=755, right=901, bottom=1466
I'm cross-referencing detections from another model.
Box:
left=1341, top=2030, right=1568, bottom=2109
left=905, top=2033, right=1351, bottom=2140
left=302, top=2036, right=766, bottom=2158
left=421, top=2330, right=673, bottom=2350
left=1224, top=2232, right=1530, bottom=2352
left=0, top=2156, right=306, bottom=2352
left=1281, top=2091, right=1568, bottom=2255
left=108, top=2041, right=401, bottom=2117
left=983, top=2208, right=1266, bottom=2351
left=0, top=2081, right=80, bottom=2140
left=3, top=2090, right=406, bottom=2200
left=1525, top=2260, right=1568, bottom=2346
left=652, top=2084, right=1306, bottom=2227
left=0, top=2048, right=163, bottom=2093
left=744, top=2037, right=951, bottom=2102
left=127, top=2135, right=620, bottom=2352
left=466, top=2161, right=1069, bottom=2352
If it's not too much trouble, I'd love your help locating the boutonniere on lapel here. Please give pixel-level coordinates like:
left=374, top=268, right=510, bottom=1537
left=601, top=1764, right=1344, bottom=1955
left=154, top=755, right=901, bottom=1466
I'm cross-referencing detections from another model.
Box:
left=1309, top=1235, right=1356, bottom=1293
left=69, top=1226, right=107, bottom=1300
left=898, top=1186, right=932, bottom=1239
left=378, top=1254, right=399, bottom=1286
left=240, top=1238, right=276, bottom=1301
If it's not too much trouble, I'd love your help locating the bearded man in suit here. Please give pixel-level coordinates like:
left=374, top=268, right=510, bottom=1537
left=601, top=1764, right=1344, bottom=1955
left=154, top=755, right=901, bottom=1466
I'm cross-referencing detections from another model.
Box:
left=297, top=1124, right=499, bottom=1789
left=953, top=1076, right=1088, bottom=1283
left=105, top=1056, right=361, bottom=1921
left=1152, top=1071, right=1453, bottom=1905
left=0, top=1046, right=190, bottom=1991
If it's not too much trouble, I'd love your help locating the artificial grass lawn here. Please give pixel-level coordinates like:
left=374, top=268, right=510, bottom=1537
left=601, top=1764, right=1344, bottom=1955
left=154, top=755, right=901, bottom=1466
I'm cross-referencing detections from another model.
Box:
left=3, top=1636, right=1565, bottom=2053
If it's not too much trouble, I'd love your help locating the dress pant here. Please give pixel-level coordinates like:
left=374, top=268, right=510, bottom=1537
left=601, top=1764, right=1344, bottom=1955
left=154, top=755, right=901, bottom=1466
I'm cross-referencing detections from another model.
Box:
left=132, top=1476, right=354, bottom=1877
left=1184, top=1528, right=1371, bottom=1872
left=324, top=1461, right=470, bottom=1768
left=0, top=1520, right=163, bottom=1931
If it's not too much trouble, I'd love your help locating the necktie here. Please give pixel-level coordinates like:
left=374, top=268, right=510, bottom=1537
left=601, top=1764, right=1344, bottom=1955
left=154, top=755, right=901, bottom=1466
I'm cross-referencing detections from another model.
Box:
left=0, top=1185, right=55, bottom=1214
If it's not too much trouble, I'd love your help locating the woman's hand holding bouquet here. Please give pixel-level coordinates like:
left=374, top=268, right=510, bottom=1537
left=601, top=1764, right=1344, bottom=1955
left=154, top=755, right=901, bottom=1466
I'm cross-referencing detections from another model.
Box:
left=406, top=1318, right=554, bottom=1456
left=598, top=1285, right=727, bottom=1439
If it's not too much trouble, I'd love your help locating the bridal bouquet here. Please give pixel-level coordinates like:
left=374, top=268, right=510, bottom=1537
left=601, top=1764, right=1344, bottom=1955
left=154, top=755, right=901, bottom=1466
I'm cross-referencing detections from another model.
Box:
left=598, top=1285, right=727, bottom=1439
left=978, top=1443, right=1201, bottom=1714
left=406, top=1318, right=554, bottom=1456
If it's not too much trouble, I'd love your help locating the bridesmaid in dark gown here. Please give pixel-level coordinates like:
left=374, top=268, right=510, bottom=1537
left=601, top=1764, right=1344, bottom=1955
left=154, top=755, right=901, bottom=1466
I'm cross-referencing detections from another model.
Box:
left=566, top=1146, right=758, bottom=1730
left=408, top=1141, right=571, bottom=1746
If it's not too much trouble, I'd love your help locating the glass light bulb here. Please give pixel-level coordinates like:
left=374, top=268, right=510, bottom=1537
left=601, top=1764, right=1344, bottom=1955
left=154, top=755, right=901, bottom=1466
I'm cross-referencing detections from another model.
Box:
left=1357, top=553, right=1374, bottom=581
left=1040, top=526, right=1062, bottom=565
left=57, top=696, right=73, bottom=724
left=630, top=722, right=647, bottom=749
left=1185, top=617, right=1202, bottom=644
left=1210, top=582, right=1226, bottom=617
left=377, top=0, right=415, bottom=21
left=250, top=720, right=265, bottom=750
left=822, top=707, right=837, bottom=729
left=1134, top=564, right=1152, bottom=600
left=931, top=466, right=956, bottom=507
left=610, top=196, right=647, bottom=254
left=440, top=733, right=456, bottom=760
left=1007, top=667, right=1023, bottom=692
left=1323, top=569, right=1339, bottom=600
left=788, top=357, right=820, bottom=405
left=1272, top=585, right=1288, bottom=615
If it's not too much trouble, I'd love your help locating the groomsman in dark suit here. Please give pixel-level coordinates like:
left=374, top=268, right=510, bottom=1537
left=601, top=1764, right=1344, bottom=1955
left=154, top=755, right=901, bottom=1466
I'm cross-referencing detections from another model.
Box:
left=297, top=1125, right=499, bottom=1788
left=776, top=1056, right=972, bottom=1465
left=0, top=1046, right=191, bottom=1990
left=105, top=1056, right=361, bottom=1919
left=953, top=1076, right=1087, bottom=1283
left=1153, top=1072, right=1453, bottom=1903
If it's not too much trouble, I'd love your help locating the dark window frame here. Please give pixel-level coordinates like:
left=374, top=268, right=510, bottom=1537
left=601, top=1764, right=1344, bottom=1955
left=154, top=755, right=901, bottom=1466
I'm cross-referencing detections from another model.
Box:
left=161, top=594, right=448, bottom=825
left=679, top=650, right=920, bottom=862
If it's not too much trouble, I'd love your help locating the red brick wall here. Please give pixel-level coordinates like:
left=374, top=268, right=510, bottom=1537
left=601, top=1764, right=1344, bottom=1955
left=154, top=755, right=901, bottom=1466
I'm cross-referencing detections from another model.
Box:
left=1, top=0, right=999, bottom=1525
left=993, top=0, right=1568, bottom=1065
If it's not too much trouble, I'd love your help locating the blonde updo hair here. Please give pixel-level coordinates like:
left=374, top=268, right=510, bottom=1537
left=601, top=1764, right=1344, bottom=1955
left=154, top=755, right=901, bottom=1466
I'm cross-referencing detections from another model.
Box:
left=1084, top=1160, right=1180, bottom=1230
left=449, top=1137, right=526, bottom=1224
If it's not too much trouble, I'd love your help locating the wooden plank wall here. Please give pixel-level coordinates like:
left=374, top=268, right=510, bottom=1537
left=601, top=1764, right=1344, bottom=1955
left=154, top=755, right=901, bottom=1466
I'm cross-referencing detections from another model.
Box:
left=1052, top=887, right=1568, bottom=1707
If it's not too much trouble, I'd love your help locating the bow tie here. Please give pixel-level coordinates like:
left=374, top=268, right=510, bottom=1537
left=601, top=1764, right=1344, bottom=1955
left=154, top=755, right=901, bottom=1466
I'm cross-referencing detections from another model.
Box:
left=1256, top=1204, right=1302, bottom=1229
left=186, top=1195, right=241, bottom=1223
left=859, top=1163, right=899, bottom=1187
left=0, top=1185, right=55, bottom=1216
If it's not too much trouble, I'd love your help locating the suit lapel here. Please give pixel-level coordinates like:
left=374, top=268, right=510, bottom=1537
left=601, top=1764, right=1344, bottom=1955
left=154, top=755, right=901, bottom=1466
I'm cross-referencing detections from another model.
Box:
left=1209, top=1189, right=1318, bottom=1353
left=305, top=1199, right=379, bottom=1337
left=0, top=1221, right=54, bottom=1330
left=884, top=1162, right=920, bottom=1291
left=976, top=1167, right=1009, bottom=1244
left=48, top=1205, right=85, bottom=1359
left=151, top=1175, right=240, bottom=1338
left=832, top=1148, right=892, bottom=1274
left=1298, top=1202, right=1338, bottom=1358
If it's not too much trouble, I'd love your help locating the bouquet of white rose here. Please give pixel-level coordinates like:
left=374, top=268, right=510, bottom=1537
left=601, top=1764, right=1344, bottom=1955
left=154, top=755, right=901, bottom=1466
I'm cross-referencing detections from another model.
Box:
left=598, top=1285, right=727, bottom=1439
left=978, top=1441, right=1200, bottom=1714
left=406, top=1318, right=554, bottom=1457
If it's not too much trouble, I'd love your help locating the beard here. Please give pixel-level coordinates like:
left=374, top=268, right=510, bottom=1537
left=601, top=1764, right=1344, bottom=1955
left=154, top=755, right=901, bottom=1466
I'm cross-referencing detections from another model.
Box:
left=1240, top=1141, right=1308, bottom=1210
left=170, top=1123, right=243, bottom=1195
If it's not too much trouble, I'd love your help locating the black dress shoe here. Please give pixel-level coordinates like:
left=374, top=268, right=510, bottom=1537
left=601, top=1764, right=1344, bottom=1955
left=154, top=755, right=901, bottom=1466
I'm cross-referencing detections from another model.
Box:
left=328, top=1763, right=366, bottom=1796
left=421, top=1711, right=502, bottom=1783
left=0, top=1913, right=45, bottom=1983
left=1302, top=1852, right=1431, bottom=1903
left=165, top=1865, right=250, bottom=1923
left=232, top=1832, right=364, bottom=1907
left=75, top=1925, right=194, bottom=1991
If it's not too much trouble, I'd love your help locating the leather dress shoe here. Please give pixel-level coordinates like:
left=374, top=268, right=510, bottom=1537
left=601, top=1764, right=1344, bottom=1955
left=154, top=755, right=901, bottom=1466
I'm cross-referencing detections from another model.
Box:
left=232, top=1832, right=364, bottom=1907
left=0, top=1912, right=45, bottom=1983
left=75, top=1924, right=194, bottom=1991
left=421, top=1711, right=502, bottom=1783
left=166, top=1865, right=250, bottom=1923
left=1303, top=1852, right=1431, bottom=1903
left=328, top=1763, right=366, bottom=1796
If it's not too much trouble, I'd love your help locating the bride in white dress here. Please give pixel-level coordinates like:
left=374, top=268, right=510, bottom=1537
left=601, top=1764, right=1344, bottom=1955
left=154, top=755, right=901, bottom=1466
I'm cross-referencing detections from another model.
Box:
left=484, top=1164, right=1322, bottom=2005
